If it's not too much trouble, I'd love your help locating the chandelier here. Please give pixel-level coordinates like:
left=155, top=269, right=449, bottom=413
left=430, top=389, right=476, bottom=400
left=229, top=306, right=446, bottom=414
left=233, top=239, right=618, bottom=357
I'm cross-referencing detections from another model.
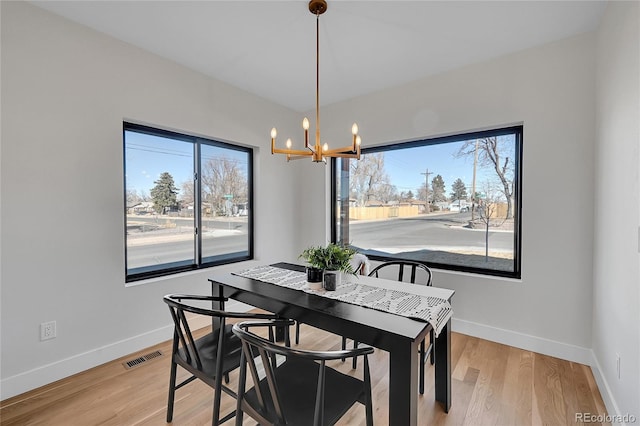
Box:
left=271, top=0, right=361, bottom=163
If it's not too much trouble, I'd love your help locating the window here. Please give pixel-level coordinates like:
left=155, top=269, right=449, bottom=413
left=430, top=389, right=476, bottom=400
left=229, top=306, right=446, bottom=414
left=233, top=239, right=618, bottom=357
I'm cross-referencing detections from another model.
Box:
left=332, top=126, right=522, bottom=279
left=124, top=122, right=253, bottom=282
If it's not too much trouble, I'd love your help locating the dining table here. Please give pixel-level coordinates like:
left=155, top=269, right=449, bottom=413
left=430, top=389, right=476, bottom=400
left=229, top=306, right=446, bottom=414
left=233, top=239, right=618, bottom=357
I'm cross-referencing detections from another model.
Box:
left=208, top=262, right=454, bottom=426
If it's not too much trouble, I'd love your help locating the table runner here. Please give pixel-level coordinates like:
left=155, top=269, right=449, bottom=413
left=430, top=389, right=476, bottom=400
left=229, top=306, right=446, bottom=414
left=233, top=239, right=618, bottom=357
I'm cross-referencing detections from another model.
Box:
left=232, top=264, right=453, bottom=337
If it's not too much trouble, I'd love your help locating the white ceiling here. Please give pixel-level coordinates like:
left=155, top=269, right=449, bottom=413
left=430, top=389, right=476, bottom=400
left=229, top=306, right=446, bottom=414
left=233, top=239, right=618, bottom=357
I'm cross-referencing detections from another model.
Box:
left=31, top=0, right=607, bottom=112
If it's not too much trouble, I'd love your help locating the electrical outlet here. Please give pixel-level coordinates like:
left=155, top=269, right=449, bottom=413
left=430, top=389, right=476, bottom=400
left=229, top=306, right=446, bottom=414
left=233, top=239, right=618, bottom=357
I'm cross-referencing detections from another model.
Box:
left=616, top=353, right=621, bottom=380
left=40, top=321, right=56, bottom=341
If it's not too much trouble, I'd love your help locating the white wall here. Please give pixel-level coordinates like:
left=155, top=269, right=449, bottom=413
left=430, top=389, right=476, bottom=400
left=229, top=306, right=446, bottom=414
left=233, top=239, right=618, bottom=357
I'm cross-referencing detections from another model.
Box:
left=593, top=1, right=640, bottom=421
left=0, top=1, right=305, bottom=399
left=2, top=1, right=636, bottom=415
left=318, top=34, right=597, bottom=360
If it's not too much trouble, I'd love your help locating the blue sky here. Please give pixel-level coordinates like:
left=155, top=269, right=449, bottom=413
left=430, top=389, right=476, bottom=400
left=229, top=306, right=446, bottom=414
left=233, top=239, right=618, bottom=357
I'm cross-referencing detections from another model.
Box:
left=382, top=141, right=495, bottom=195
left=126, top=129, right=512, bottom=198
left=125, top=130, right=248, bottom=195
left=125, top=131, right=193, bottom=195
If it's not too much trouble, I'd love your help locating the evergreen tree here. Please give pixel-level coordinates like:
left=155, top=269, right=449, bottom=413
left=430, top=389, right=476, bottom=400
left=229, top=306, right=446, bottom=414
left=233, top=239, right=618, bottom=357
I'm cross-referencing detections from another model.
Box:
left=450, top=178, right=467, bottom=201
left=431, top=175, right=446, bottom=202
left=150, top=172, right=178, bottom=214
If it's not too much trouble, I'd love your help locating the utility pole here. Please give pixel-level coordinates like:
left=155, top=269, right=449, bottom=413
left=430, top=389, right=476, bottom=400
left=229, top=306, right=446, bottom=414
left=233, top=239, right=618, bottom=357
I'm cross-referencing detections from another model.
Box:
left=421, top=169, right=432, bottom=214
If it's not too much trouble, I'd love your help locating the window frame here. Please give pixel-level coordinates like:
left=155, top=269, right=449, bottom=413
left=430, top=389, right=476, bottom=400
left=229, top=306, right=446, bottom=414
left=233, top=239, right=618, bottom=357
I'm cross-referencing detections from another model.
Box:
left=123, top=122, right=254, bottom=282
left=331, top=125, right=523, bottom=279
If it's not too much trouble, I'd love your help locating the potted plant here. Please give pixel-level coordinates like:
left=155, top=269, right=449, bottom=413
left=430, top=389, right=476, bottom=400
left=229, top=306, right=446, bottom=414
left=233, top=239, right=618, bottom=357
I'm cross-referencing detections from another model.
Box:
left=299, top=243, right=357, bottom=290
left=299, top=245, right=326, bottom=289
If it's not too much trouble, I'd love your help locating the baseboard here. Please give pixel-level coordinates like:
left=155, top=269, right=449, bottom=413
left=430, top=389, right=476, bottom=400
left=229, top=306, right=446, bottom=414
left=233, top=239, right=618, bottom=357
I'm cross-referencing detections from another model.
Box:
left=3, top=308, right=619, bottom=414
left=452, top=318, right=593, bottom=365
left=452, top=318, right=625, bottom=423
left=1, top=300, right=251, bottom=401
left=589, top=350, right=626, bottom=426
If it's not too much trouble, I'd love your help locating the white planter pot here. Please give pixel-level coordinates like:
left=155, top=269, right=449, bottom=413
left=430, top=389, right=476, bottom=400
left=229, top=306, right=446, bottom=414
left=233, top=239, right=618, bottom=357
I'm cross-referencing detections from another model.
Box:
left=307, top=281, right=323, bottom=290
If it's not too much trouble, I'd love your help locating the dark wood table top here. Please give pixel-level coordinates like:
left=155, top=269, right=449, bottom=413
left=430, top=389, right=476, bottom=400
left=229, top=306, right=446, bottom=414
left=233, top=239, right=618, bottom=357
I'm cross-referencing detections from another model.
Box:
left=208, top=262, right=454, bottom=351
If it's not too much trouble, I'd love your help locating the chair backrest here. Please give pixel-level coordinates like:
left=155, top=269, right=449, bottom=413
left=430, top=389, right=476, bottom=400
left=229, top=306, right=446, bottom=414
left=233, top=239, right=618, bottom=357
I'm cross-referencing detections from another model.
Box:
left=368, top=260, right=433, bottom=286
left=232, top=320, right=374, bottom=426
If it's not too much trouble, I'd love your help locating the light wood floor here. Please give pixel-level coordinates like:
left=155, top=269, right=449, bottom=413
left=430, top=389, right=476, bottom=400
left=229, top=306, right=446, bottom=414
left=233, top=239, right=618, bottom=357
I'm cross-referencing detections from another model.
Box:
left=1, top=320, right=609, bottom=426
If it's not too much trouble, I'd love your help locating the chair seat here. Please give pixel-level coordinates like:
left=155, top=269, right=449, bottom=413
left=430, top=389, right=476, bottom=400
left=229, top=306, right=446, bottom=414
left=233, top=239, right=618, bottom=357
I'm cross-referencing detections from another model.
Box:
left=243, top=357, right=364, bottom=425
left=175, top=324, right=243, bottom=381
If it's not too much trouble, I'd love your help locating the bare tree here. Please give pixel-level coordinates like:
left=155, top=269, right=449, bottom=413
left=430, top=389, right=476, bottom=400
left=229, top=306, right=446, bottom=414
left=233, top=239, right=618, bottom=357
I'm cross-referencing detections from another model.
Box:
left=180, top=180, right=194, bottom=207
left=417, top=181, right=430, bottom=204
left=475, top=181, right=503, bottom=261
left=126, top=189, right=144, bottom=206
left=376, top=183, right=398, bottom=203
left=456, top=136, right=515, bottom=218
left=201, top=157, right=247, bottom=215
left=349, top=152, right=392, bottom=205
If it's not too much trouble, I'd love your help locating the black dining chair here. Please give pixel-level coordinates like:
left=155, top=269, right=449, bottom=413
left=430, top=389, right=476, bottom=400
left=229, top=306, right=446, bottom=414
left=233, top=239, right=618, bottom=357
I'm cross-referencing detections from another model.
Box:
left=163, top=294, right=286, bottom=425
left=232, top=319, right=374, bottom=426
left=341, top=260, right=434, bottom=394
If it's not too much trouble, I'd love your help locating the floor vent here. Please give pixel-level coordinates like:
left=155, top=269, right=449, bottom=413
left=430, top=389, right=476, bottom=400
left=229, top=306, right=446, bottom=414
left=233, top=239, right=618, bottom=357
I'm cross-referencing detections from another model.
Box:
left=123, top=350, right=163, bottom=370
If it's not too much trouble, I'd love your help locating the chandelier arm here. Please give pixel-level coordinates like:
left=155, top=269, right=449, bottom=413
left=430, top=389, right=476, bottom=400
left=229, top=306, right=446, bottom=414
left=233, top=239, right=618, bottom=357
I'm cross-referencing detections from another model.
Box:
left=286, top=154, right=315, bottom=161
left=272, top=147, right=314, bottom=156
left=323, top=151, right=361, bottom=159
left=323, top=145, right=361, bottom=155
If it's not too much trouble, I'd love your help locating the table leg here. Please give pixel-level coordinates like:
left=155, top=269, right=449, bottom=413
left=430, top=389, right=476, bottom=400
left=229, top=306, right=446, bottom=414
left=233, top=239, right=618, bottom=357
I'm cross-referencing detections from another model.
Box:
left=435, top=318, right=451, bottom=413
left=389, top=340, right=419, bottom=426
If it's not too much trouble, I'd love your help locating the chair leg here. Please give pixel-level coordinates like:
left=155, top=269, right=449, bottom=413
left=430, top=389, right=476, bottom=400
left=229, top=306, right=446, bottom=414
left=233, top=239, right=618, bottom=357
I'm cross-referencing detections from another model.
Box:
left=284, top=324, right=291, bottom=348
left=352, top=341, right=359, bottom=370
left=212, top=382, right=223, bottom=426
left=235, top=350, right=247, bottom=426
left=363, top=355, right=373, bottom=426
left=341, top=336, right=347, bottom=362
left=166, top=360, right=178, bottom=422
left=295, top=321, right=300, bottom=345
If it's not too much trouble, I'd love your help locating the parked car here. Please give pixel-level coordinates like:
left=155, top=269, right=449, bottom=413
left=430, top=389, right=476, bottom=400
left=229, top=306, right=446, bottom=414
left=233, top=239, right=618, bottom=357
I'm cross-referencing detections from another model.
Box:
left=449, top=202, right=469, bottom=213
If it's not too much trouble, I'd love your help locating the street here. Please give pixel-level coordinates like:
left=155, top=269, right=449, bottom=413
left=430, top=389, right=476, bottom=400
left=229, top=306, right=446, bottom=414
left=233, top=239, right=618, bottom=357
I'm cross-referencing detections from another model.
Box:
left=126, top=211, right=515, bottom=272
left=349, top=211, right=513, bottom=252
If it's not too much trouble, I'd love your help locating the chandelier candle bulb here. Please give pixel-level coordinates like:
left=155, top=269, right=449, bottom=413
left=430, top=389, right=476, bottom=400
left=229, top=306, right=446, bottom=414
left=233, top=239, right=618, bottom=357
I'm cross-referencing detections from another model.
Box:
left=303, top=118, right=310, bottom=148
left=270, top=128, right=277, bottom=154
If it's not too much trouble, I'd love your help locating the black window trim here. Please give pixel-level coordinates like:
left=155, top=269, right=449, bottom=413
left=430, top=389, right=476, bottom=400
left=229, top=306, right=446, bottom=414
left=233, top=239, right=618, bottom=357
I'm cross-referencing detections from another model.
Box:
left=123, top=121, right=254, bottom=282
left=331, top=125, right=523, bottom=279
